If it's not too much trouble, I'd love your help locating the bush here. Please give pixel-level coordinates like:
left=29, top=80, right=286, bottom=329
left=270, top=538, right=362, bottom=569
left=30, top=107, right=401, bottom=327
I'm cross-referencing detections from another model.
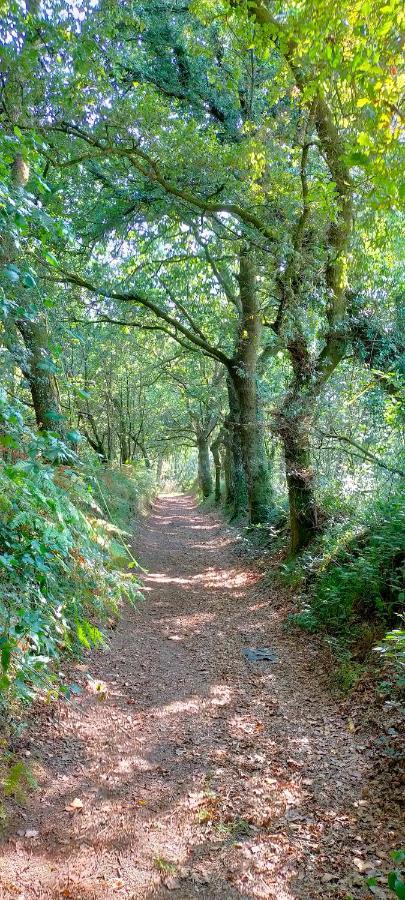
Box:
left=289, top=489, right=404, bottom=647
left=375, top=616, right=405, bottom=689
left=0, top=391, right=142, bottom=710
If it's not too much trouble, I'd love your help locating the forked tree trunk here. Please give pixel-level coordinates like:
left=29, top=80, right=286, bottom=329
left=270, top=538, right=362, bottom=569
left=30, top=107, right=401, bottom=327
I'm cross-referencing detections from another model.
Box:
left=197, top=436, right=213, bottom=497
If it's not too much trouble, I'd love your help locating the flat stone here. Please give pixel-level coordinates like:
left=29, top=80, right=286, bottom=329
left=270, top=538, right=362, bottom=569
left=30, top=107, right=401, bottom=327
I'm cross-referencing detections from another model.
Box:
left=242, top=647, right=277, bottom=663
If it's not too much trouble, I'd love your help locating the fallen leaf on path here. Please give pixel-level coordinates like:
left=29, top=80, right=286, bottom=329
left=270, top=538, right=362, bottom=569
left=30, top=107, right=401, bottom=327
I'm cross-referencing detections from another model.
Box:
left=287, top=758, right=305, bottom=769
left=86, top=678, right=108, bottom=699
left=191, top=871, right=211, bottom=885
left=163, top=876, right=181, bottom=890
left=353, top=857, right=374, bottom=873
left=24, top=828, right=38, bottom=838
left=65, top=797, right=84, bottom=813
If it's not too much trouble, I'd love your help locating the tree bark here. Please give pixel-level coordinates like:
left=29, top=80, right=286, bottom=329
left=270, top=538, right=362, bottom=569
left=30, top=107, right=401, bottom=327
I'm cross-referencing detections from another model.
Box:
left=17, top=317, right=66, bottom=439
left=139, top=444, right=151, bottom=468
left=210, top=435, right=222, bottom=503
left=6, top=153, right=68, bottom=445
left=275, top=337, right=319, bottom=552
left=156, top=452, right=164, bottom=481
left=223, top=418, right=234, bottom=506
left=228, top=249, right=272, bottom=524
left=226, top=377, right=248, bottom=518
left=197, top=435, right=213, bottom=497
left=279, top=403, right=317, bottom=553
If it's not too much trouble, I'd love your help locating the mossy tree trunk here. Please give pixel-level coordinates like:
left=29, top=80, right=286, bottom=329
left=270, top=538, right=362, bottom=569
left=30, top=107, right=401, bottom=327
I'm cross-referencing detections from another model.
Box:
left=226, top=377, right=248, bottom=519
left=210, top=434, right=222, bottom=503
left=223, top=419, right=234, bottom=506
left=228, top=249, right=272, bottom=525
left=197, top=435, right=213, bottom=497
left=17, top=317, right=66, bottom=439
left=279, top=405, right=317, bottom=553
left=285, top=434, right=316, bottom=553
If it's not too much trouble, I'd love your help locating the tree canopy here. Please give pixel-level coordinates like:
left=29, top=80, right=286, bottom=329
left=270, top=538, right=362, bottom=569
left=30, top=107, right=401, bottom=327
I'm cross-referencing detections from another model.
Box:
left=0, top=0, right=403, bottom=707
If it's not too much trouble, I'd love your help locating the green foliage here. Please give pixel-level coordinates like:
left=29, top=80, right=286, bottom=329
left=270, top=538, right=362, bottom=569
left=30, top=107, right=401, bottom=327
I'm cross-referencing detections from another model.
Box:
left=0, top=0, right=403, bottom=692
left=386, top=851, right=405, bottom=900
left=153, top=857, right=178, bottom=875
left=0, top=391, right=142, bottom=709
left=2, top=758, right=37, bottom=802
left=215, top=818, right=252, bottom=841
left=289, top=490, right=404, bottom=647
left=332, top=649, right=365, bottom=695
left=0, top=748, right=37, bottom=822
left=94, top=465, right=155, bottom=533
left=375, top=617, right=405, bottom=688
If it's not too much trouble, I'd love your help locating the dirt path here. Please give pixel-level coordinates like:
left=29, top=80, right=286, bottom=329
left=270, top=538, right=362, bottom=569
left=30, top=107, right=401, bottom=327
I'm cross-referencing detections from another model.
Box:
left=0, top=495, right=399, bottom=899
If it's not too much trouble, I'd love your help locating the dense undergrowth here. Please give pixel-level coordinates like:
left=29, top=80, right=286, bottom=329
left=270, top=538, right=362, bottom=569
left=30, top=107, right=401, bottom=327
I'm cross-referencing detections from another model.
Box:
left=280, top=488, right=405, bottom=690
left=0, top=391, right=150, bottom=717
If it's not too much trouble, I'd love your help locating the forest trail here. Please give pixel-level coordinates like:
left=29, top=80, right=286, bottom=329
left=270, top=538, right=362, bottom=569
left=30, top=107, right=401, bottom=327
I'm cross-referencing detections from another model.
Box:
left=0, top=496, right=394, bottom=899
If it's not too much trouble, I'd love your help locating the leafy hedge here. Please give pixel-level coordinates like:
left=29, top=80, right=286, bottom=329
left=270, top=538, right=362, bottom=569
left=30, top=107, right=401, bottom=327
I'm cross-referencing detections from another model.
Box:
left=0, top=390, right=142, bottom=709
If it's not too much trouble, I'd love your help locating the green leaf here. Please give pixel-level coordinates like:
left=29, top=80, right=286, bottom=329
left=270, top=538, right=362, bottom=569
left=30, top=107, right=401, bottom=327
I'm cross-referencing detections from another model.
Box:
left=388, top=872, right=405, bottom=899
left=0, top=434, right=18, bottom=449
left=22, top=272, right=37, bottom=289
left=66, top=430, right=82, bottom=443
left=347, top=150, right=369, bottom=167
left=44, top=251, right=59, bottom=267
left=1, top=642, right=11, bottom=672
left=357, top=131, right=371, bottom=147
left=3, top=266, right=20, bottom=283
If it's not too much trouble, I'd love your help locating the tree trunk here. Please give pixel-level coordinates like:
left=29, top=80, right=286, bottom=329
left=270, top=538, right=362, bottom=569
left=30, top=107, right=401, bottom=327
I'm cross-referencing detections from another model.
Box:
left=81, top=430, right=109, bottom=464
left=282, top=419, right=317, bottom=553
left=210, top=437, right=221, bottom=503
left=231, top=368, right=270, bottom=525
left=223, top=428, right=234, bottom=506
left=137, top=444, right=151, bottom=468
left=276, top=349, right=318, bottom=553
left=156, top=453, right=164, bottom=482
left=228, top=249, right=272, bottom=525
left=226, top=378, right=248, bottom=519
left=17, top=317, right=66, bottom=439
left=197, top=436, right=213, bottom=497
